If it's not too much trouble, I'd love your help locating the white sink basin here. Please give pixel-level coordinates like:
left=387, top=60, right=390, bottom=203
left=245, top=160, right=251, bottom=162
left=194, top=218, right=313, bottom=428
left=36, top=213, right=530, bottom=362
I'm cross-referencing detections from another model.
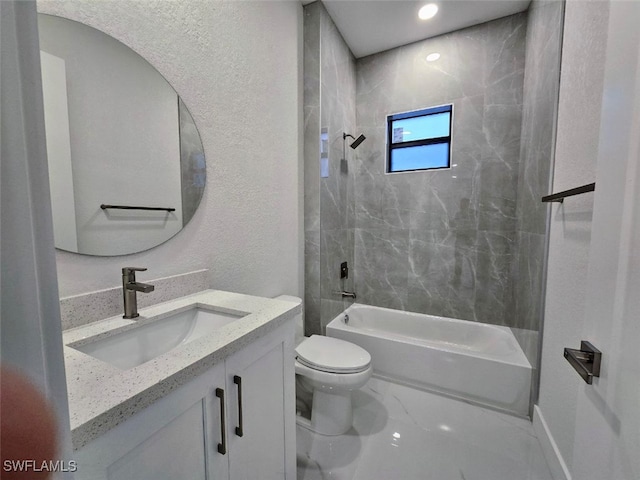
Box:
left=72, top=307, right=246, bottom=370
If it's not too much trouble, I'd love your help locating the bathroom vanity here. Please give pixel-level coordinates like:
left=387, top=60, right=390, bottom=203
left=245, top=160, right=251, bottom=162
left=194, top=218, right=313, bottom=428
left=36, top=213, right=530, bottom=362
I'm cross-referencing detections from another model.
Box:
left=63, top=291, right=299, bottom=480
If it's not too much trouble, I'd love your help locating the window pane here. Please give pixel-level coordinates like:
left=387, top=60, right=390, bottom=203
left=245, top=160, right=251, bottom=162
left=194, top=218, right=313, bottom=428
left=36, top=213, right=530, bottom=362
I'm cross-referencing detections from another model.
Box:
left=391, top=112, right=450, bottom=143
left=390, top=143, right=449, bottom=172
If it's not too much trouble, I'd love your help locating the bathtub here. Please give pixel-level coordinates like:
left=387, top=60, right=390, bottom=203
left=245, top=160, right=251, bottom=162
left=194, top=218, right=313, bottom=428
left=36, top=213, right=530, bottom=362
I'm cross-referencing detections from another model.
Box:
left=326, top=304, right=532, bottom=416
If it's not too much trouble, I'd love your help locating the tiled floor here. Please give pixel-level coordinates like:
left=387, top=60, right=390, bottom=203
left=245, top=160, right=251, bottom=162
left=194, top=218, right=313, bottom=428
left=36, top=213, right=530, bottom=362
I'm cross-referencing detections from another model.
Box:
left=296, top=378, right=554, bottom=480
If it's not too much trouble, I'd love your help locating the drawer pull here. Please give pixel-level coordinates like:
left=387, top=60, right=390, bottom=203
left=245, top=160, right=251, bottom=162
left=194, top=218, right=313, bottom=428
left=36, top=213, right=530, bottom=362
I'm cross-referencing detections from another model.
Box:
left=215, top=388, right=227, bottom=454
left=234, top=375, right=244, bottom=437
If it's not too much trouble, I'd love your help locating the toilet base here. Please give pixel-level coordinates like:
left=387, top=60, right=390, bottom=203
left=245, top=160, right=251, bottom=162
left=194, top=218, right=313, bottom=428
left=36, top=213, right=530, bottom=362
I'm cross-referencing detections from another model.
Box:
left=309, top=389, right=353, bottom=436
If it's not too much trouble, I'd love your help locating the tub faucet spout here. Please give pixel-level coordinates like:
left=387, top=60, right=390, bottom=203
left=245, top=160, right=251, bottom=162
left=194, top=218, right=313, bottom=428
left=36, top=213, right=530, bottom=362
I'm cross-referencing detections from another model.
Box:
left=334, top=290, right=356, bottom=300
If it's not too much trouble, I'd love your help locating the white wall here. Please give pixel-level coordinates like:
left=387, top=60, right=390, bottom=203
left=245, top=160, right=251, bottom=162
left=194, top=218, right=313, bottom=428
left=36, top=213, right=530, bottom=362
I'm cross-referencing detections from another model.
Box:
left=41, top=50, right=79, bottom=252
left=37, top=1, right=304, bottom=299
left=535, top=0, right=640, bottom=477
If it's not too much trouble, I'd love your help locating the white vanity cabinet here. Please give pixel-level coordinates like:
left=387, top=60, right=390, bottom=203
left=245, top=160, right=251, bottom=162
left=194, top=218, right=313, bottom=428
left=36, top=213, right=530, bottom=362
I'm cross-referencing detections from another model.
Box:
left=74, top=321, right=296, bottom=480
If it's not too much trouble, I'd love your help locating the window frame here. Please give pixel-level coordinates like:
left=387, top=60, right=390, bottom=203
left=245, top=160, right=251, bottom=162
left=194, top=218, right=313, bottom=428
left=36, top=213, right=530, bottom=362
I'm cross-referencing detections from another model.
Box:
left=386, top=104, right=454, bottom=174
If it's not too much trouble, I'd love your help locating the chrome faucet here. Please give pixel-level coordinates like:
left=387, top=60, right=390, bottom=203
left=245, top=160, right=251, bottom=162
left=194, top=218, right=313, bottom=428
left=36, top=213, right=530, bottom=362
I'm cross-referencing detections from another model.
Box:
left=122, top=267, right=155, bottom=319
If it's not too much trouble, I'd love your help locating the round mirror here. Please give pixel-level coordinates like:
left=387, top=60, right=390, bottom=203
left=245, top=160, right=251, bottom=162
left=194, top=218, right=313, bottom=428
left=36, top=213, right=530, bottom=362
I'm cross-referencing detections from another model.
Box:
left=38, top=14, right=206, bottom=256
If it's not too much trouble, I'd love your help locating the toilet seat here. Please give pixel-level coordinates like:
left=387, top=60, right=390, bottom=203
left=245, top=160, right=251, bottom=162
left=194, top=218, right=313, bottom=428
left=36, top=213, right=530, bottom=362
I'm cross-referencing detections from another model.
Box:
left=295, top=335, right=371, bottom=374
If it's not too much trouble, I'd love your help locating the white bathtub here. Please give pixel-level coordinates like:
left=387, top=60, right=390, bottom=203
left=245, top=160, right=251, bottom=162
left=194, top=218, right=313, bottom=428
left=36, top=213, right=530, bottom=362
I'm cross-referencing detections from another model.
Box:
left=326, top=304, right=531, bottom=416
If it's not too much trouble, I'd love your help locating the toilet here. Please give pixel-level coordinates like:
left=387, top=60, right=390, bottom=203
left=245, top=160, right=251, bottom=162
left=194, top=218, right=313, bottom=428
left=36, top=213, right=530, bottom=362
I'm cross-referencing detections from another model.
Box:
left=275, top=295, right=372, bottom=436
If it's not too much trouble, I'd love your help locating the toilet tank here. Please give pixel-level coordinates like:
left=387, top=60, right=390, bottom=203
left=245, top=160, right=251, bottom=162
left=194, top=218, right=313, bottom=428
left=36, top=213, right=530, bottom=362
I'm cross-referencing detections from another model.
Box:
left=274, top=295, right=303, bottom=343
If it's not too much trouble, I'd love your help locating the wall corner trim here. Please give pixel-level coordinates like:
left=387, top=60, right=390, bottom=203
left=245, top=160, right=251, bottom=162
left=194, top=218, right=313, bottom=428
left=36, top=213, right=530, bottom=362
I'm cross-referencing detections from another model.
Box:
left=533, top=405, right=572, bottom=480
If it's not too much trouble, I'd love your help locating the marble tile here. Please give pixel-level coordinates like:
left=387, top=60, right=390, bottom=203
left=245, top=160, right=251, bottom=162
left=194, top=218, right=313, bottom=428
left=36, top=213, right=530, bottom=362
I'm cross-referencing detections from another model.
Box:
left=482, top=104, right=523, bottom=171
left=320, top=172, right=347, bottom=231
left=351, top=376, right=393, bottom=411
left=304, top=230, right=321, bottom=335
left=353, top=419, right=462, bottom=480
left=354, top=172, right=384, bottom=230
left=407, top=223, right=481, bottom=318
left=303, top=1, right=321, bottom=235
left=304, top=105, right=321, bottom=233
left=354, top=228, right=410, bottom=299
left=474, top=251, right=514, bottom=326
left=485, top=13, right=527, bottom=106
left=351, top=14, right=527, bottom=326
left=509, top=0, right=564, bottom=404
left=319, top=228, right=352, bottom=298
left=306, top=3, right=558, bottom=335
left=477, top=193, right=518, bottom=234
left=304, top=1, right=357, bottom=335
left=451, top=95, right=487, bottom=175
left=304, top=293, right=321, bottom=337
left=513, top=232, right=546, bottom=331
left=297, top=378, right=554, bottom=480
left=297, top=425, right=362, bottom=480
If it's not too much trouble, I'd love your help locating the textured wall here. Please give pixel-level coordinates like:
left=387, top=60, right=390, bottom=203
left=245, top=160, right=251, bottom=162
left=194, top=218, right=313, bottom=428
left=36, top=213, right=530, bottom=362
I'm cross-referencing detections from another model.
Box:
left=38, top=1, right=303, bottom=300
left=537, top=0, right=609, bottom=471
left=304, top=2, right=356, bottom=334
left=353, top=14, right=527, bottom=326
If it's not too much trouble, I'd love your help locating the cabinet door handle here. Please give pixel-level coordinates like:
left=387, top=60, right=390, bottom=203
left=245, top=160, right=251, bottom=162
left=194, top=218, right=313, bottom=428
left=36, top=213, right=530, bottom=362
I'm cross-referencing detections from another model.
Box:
left=215, top=388, right=227, bottom=455
left=233, top=375, right=244, bottom=437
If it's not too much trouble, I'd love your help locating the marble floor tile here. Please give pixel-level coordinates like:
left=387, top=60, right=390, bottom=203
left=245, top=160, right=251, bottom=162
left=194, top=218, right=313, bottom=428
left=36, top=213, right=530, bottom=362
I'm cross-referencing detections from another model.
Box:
left=296, top=377, right=553, bottom=480
left=352, top=417, right=462, bottom=480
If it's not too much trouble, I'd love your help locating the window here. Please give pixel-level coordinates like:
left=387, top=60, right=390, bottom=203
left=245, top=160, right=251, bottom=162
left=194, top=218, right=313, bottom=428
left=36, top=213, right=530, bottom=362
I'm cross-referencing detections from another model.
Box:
left=386, top=104, right=453, bottom=173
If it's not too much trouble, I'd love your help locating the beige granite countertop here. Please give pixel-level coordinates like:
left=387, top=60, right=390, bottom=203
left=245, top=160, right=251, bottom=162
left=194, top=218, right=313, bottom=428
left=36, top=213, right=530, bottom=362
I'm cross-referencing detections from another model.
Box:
left=63, top=290, right=300, bottom=450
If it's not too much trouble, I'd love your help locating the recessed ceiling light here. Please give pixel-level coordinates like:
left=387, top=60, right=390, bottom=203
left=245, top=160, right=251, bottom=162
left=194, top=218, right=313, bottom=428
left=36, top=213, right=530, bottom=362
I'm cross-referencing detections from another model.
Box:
left=418, top=3, right=438, bottom=20
left=426, top=52, right=441, bottom=62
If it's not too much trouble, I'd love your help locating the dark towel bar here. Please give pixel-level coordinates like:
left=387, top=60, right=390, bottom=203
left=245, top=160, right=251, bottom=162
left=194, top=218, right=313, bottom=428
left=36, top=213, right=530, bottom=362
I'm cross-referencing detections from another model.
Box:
left=564, top=341, right=601, bottom=384
left=100, top=204, right=175, bottom=212
left=541, top=183, right=595, bottom=203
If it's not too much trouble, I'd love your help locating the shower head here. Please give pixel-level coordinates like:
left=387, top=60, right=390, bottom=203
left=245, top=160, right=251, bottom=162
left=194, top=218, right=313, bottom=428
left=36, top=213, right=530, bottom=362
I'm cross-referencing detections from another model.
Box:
left=343, top=132, right=366, bottom=149
left=350, top=134, right=366, bottom=149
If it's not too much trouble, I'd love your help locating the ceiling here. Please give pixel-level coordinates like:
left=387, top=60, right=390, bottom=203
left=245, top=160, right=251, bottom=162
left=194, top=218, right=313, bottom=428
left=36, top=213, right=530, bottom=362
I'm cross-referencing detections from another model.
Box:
left=315, top=0, right=531, bottom=58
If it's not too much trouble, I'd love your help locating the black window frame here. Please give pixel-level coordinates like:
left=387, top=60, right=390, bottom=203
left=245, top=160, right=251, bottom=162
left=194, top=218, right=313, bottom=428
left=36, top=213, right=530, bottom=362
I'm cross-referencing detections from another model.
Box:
left=386, top=104, right=453, bottom=173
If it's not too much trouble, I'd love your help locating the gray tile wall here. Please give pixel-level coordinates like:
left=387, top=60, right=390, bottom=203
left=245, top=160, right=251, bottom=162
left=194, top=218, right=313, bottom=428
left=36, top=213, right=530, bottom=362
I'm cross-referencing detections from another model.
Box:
left=513, top=1, right=565, bottom=369
left=304, top=2, right=357, bottom=334
left=353, top=14, right=527, bottom=326
left=303, top=2, right=322, bottom=335
left=304, top=2, right=563, bottom=346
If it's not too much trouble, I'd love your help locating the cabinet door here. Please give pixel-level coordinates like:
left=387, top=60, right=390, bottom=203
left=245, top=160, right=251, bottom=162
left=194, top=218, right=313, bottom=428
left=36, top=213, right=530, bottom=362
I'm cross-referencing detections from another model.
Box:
left=225, top=322, right=296, bottom=480
left=74, top=364, right=229, bottom=480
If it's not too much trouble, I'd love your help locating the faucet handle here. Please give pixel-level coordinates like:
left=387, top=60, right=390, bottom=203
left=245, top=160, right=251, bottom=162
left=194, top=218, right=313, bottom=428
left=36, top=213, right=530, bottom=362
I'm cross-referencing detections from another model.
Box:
left=122, top=267, right=147, bottom=275
left=122, top=267, right=148, bottom=283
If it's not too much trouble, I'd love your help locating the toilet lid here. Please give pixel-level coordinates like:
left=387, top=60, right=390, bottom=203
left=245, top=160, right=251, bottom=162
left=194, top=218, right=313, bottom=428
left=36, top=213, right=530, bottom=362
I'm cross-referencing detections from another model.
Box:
left=295, top=335, right=371, bottom=374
